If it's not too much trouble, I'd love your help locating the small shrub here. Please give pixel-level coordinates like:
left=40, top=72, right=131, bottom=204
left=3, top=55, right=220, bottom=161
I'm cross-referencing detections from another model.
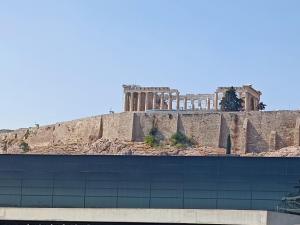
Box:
left=19, top=141, right=30, bottom=152
left=144, top=127, right=160, bottom=147
left=175, top=143, right=185, bottom=148
left=144, top=135, right=156, bottom=147
left=170, top=132, right=192, bottom=147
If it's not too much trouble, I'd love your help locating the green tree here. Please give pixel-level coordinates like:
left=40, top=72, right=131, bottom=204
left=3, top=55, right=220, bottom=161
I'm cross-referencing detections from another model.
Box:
left=219, top=87, right=243, bottom=112
left=257, top=102, right=267, bottom=111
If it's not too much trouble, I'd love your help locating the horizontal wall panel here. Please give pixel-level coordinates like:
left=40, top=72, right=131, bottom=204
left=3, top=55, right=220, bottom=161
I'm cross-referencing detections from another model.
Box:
left=21, top=195, right=52, bottom=207
left=85, top=196, right=117, bottom=208
left=0, top=155, right=298, bottom=212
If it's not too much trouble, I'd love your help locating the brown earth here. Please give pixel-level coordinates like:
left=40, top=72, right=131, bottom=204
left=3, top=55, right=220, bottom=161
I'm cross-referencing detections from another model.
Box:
left=2, top=137, right=300, bottom=157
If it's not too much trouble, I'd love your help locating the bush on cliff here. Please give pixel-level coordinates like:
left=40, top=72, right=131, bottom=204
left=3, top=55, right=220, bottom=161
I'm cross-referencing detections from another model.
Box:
left=170, top=132, right=192, bottom=148
left=144, top=128, right=159, bottom=147
left=19, top=141, right=30, bottom=153
left=144, top=135, right=156, bottom=147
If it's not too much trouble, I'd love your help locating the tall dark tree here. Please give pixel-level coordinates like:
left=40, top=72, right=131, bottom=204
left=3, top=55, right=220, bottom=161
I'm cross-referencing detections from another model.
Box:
left=257, top=102, right=267, bottom=111
left=219, top=87, right=243, bottom=111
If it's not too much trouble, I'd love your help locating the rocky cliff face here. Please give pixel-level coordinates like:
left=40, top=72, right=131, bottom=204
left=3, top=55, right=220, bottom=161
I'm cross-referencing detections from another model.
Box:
left=1, top=129, right=299, bottom=157
left=1, top=112, right=300, bottom=157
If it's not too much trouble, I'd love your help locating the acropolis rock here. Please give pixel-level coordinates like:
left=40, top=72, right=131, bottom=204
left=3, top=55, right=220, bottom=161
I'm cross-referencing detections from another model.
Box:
left=0, top=85, right=299, bottom=157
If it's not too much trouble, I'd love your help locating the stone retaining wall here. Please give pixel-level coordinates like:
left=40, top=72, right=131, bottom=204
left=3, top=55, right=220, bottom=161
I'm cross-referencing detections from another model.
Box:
left=1, top=111, right=300, bottom=154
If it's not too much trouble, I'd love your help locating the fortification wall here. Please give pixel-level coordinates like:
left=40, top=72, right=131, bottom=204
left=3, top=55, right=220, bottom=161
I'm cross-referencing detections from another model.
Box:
left=132, top=113, right=179, bottom=142
left=1, top=111, right=300, bottom=154
left=131, top=111, right=300, bottom=153
left=177, top=113, right=221, bottom=148
left=0, top=113, right=133, bottom=153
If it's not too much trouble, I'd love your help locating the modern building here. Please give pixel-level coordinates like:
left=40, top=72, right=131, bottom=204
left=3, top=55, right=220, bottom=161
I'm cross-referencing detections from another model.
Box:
left=0, top=155, right=299, bottom=225
left=123, top=84, right=262, bottom=112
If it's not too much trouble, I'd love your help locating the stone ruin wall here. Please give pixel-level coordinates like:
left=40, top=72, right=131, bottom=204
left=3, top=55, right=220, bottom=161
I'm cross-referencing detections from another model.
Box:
left=0, top=113, right=134, bottom=153
left=1, top=111, right=300, bottom=154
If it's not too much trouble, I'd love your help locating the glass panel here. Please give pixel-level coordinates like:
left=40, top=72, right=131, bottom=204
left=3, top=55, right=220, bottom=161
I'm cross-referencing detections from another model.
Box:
left=86, top=188, right=117, bottom=197
left=22, top=187, right=52, bottom=196
left=117, top=197, right=149, bottom=208
left=151, top=189, right=182, bottom=198
left=150, top=197, right=183, bottom=208
left=0, top=195, right=20, bottom=207
left=22, top=179, right=53, bottom=187
left=85, top=196, right=117, bottom=208
left=217, top=199, right=251, bottom=210
left=0, top=179, right=21, bottom=187
left=0, top=187, right=21, bottom=195
left=22, top=195, right=52, bottom=207
left=53, top=196, right=84, bottom=208
left=184, top=198, right=217, bottom=209
left=53, top=188, right=84, bottom=196
left=185, top=190, right=217, bottom=199
left=86, top=181, right=117, bottom=189
left=218, top=190, right=251, bottom=199
left=118, top=188, right=150, bottom=198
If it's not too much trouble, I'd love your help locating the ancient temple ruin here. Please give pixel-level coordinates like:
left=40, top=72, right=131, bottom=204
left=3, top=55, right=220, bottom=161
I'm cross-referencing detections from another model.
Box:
left=123, top=84, right=261, bottom=112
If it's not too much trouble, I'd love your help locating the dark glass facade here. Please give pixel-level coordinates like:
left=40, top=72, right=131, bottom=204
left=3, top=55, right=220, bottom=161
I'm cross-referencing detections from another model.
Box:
left=0, top=155, right=299, bottom=211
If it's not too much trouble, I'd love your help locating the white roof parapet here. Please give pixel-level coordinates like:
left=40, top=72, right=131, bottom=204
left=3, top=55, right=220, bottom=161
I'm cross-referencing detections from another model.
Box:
left=123, top=84, right=174, bottom=92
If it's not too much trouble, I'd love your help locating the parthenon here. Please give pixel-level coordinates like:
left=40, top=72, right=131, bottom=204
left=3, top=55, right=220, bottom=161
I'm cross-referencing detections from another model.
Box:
left=123, top=84, right=262, bottom=112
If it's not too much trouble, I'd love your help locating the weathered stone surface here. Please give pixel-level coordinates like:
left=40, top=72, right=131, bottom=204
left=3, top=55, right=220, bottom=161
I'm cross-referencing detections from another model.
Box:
left=1, top=110, right=300, bottom=156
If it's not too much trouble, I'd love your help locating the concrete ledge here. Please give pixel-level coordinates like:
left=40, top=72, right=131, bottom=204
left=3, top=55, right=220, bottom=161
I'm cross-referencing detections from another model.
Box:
left=0, top=208, right=299, bottom=225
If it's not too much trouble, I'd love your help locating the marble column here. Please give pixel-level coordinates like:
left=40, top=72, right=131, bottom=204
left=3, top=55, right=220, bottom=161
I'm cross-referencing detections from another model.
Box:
left=207, top=98, right=211, bottom=111
left=191, top=99, right=195, bottom=110
left=184, top=97, right=188, bottom=110
left=160, top=93, right=165, bottom=110
left=168, top=92, right=172, bottom=110
left=176, top=92, right=180, bottom=110
left=145, top=92, right=149, bottom=111
left=152, top=92, right=157, bottom=110
left=214, top=92, right=219, bottom=111
left=137, top=92, right=142, bottom=111
left=130, top=92, right=134, bottom=112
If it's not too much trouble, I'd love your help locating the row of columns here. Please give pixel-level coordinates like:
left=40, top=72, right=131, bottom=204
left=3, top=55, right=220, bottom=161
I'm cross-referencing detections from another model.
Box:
left=124, top=91, right=217, bottom=112
left=182, top=97, right=212, bottom=111
left=124, top=91, right=180, bottom=112
left=124, top=89, right=265, bottom=112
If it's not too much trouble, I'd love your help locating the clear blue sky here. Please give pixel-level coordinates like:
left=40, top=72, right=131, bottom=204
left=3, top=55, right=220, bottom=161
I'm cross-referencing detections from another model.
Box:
left=1, top=0, right=300, bottom=129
